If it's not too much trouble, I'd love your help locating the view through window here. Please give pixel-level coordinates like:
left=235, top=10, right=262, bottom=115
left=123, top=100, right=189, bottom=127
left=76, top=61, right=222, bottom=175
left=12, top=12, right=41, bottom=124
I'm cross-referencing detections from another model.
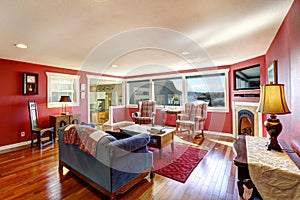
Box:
left=127, top=71, right=228, bottom=110
left=46, top=72, right=80, bottom=108
left=153, top=78, right=182, bottom=106
left=186, top=73, right=226, bottom=107
left=128, top=80, right=150, bottom=104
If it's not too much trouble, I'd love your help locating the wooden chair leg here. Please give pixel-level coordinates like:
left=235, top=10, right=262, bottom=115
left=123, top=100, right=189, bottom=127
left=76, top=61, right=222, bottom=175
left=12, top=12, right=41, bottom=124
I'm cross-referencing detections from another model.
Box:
left=31, top=132, right=34, bottom=147
left=38, top=133, right=42, bottom=149
left=52, top=132, right=55, bottom=143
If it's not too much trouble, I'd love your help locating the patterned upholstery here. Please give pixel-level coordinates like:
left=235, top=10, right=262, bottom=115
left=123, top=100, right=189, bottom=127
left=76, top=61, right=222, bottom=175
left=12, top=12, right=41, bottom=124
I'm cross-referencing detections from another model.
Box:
left=133, top=100, right=156, bottom=126
left=176, top=101, right=208, bottom=138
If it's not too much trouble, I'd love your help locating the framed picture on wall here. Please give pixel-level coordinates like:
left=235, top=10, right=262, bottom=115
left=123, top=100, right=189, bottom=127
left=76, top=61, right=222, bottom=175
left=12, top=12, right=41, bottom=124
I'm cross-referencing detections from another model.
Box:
left=23, top=72, right=38, bottom=95
left=267, top=60, right=278, bottom=84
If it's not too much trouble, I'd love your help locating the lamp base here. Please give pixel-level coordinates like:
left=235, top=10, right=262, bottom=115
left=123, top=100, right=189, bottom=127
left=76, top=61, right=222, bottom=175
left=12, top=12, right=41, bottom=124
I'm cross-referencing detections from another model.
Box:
left=264, top=115, right=283, bottom=152
left=61, top=112, right=69, bottom=115
left=266, top=137, right=282, bottom=152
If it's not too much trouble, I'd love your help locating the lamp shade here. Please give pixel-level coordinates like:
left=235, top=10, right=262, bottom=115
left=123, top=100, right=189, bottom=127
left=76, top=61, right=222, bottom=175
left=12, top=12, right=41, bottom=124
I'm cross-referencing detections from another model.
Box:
left=59, top=96, right=71, bottom=103
left=257, top=84, right=291, bottom=115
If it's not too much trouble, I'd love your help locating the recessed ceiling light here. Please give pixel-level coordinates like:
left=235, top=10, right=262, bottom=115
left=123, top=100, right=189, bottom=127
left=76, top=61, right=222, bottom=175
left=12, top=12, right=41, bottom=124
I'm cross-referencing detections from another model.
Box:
left=14, top=43, right=28, bottom=49
left=181, top=51, right=190, bottom=55
left=111, top=65, right=117, bottom=68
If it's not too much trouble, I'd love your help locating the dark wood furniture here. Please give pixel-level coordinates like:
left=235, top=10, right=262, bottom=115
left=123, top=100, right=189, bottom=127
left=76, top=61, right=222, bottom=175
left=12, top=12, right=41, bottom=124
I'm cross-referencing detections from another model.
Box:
left=49, top=114, right=81, bottom=136
left=233, top=135, right=300, bottom=199
left=148, top=130, right=175, bottom=159
left=28, top=101, right=55, bottom=149
left=233, top=135, right=260, bottom=199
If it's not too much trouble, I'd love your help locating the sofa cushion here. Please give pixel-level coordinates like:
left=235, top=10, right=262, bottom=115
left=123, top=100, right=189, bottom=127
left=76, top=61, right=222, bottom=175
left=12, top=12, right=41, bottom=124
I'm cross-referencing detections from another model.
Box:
left=107, top=133, right=150, bottom=158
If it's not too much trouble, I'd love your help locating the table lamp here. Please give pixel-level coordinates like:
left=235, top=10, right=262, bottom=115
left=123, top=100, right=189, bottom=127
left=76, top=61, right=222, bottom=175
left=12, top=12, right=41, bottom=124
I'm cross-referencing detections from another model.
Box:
left=59, top=96, right=71, bottom=115
left=256, top=84, right=291, bottom=152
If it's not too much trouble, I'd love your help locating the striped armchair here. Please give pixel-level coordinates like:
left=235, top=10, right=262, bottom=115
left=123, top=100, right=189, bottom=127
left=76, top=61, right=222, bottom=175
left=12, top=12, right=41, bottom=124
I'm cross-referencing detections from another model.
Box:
left=176, top=101, right=208, bottom=138
left=133, top=100, right=156, bottom=126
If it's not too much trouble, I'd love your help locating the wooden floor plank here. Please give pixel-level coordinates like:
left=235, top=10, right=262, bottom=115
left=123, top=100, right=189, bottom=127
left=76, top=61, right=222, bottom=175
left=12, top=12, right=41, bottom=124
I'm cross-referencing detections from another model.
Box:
left=0, top=133, right=240, bottom=200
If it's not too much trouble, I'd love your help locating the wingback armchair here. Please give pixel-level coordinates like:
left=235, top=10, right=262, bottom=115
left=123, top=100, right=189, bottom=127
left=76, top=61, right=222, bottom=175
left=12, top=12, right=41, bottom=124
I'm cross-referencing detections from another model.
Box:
left=133, top=100, right=156, bottom=126
left=176, top=101, right=208, bottom=138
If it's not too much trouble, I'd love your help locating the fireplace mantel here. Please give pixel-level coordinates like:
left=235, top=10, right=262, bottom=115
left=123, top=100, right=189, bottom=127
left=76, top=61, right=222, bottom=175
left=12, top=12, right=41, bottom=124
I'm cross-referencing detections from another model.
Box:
left=232, top=101, right=263, bottom=138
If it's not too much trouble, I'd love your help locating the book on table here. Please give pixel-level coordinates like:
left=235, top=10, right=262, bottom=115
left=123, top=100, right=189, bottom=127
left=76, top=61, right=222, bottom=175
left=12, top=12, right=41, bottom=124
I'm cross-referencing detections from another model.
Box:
left=147, top=127, right=165, bottom=134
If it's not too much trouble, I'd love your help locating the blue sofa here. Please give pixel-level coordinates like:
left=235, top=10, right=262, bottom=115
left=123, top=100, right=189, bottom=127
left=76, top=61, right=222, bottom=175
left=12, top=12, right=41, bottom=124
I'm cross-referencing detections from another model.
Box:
left=58, top=125, right=153, bottom=200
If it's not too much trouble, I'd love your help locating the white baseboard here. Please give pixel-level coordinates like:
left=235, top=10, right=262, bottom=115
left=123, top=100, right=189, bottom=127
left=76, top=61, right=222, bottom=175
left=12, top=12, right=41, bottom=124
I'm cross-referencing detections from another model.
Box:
left=0, top=138, right=54, bottom=152
left=0, top=140, right=31, bottom=152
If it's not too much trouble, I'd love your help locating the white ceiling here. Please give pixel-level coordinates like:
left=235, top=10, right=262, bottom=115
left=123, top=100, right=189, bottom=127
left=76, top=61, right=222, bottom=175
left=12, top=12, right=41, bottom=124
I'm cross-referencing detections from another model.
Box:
left=0, top=0, right=294, bottom=77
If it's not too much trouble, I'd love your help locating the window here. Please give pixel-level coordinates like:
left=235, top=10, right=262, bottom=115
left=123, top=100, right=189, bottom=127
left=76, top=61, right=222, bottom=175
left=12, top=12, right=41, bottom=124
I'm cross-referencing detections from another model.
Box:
left=186, top=73, right=227, bottom=108
left=127, top=80, right=150, bottom=104
left=46, top=72, right=80, bottom=108
left=153, top=78, right=182, bottom=106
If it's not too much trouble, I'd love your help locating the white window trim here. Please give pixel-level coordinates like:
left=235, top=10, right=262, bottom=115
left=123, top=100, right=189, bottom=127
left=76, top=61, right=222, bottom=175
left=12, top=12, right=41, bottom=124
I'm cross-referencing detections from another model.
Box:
left=184, top=69, right=230, bottom=113
left=86, top=75, right=124, bottom=122
left=126, top=79, right=151, bottom=106
left=125, top=69, right=230, bottom=112
left=46, top=72, right=80, bottom=108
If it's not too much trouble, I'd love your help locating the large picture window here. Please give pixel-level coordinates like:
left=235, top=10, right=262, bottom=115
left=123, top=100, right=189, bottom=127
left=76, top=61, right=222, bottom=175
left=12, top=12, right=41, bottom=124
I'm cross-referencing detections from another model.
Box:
left=127, top=80, right=150, bottom=104
left=186, top=73, right=227, bottom=108
left=153, top=78, right=182, bottom=106
left=46, top=72, right=80, bottom=108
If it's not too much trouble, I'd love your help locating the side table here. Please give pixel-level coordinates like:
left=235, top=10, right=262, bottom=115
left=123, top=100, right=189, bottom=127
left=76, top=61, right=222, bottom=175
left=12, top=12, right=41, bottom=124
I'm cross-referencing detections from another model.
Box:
left=49, top=114, right=81, bottom=136
left=233, top=135, right=300, bottom=199
left=162, top=109, right=181, bottom=127
left=233, top=135, right=262, bottom=199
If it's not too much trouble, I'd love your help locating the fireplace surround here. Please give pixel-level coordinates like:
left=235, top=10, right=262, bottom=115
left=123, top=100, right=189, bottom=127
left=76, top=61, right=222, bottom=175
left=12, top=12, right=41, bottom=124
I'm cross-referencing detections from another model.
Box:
left=232, top=102, right=263, bottom=138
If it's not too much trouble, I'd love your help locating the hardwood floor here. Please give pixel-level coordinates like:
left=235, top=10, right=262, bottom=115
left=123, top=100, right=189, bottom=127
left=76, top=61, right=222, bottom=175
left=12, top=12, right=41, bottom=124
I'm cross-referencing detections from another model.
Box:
left=0, top=133, right=240, bottom=200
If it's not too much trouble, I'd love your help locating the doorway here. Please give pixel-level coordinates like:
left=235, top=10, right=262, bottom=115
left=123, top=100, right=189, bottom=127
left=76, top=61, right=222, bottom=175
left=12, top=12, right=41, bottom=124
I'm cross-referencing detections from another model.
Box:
left=87, top=76, right=123, bottom=127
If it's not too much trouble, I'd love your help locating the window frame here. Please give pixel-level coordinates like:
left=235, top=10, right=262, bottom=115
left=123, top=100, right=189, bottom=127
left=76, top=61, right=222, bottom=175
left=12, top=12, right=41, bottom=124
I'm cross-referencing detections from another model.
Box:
left=46, top=72, right=80, bottom=108
left=127, top=79, right=151, bottom=105
left=125, top=69, right=229, bottom=113
left=184, top=69, right=229, bottom=112
left=153, top=77, right=183, bottom=107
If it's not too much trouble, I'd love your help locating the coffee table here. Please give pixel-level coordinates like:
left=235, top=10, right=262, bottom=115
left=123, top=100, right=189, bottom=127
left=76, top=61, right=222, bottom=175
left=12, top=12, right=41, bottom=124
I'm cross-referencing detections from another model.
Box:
left=120, top=124, right=175, bottom=159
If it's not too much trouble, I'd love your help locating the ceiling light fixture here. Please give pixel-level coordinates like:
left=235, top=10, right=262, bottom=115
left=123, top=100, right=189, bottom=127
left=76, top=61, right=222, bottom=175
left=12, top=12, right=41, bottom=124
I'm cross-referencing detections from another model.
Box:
left=111, top=65, right=117, bottom=68
left=181, top=51, right=190, bottom=55
left=14, top=43, right=28, bottom=49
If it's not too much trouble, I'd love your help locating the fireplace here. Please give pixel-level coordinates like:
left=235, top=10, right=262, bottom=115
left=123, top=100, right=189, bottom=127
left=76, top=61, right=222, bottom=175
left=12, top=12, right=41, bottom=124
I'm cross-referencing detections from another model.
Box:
left=238, top=109, right=254, bottom=135
left=232, top=102, right=263, bottom=138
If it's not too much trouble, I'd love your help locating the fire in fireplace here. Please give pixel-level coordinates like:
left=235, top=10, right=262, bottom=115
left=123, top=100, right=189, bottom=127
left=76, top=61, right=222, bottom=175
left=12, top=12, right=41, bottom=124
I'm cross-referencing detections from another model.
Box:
left=238, top=109, right=254, bottom=136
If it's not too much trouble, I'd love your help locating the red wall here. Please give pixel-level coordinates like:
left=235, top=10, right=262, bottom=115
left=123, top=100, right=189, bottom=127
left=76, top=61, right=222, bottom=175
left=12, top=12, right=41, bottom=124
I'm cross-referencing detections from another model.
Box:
left=0, top=58, right=89, bottom=146
left=2, top=1, right=298, bottom=147
left=266, top=0, right=300, bottom=144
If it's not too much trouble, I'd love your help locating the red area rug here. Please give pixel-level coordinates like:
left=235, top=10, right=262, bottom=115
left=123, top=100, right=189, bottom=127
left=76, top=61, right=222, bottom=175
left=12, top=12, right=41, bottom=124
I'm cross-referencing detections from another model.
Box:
left=149, top=144, right=208, bottom=183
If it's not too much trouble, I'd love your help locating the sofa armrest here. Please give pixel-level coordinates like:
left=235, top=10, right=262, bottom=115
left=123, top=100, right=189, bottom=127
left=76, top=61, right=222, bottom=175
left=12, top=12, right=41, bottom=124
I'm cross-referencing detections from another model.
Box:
left=133, top=112, right=141, bottom=118
left=194, top=116, right=206, bottom=121
left=107, top=133, right=150, bottom=158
